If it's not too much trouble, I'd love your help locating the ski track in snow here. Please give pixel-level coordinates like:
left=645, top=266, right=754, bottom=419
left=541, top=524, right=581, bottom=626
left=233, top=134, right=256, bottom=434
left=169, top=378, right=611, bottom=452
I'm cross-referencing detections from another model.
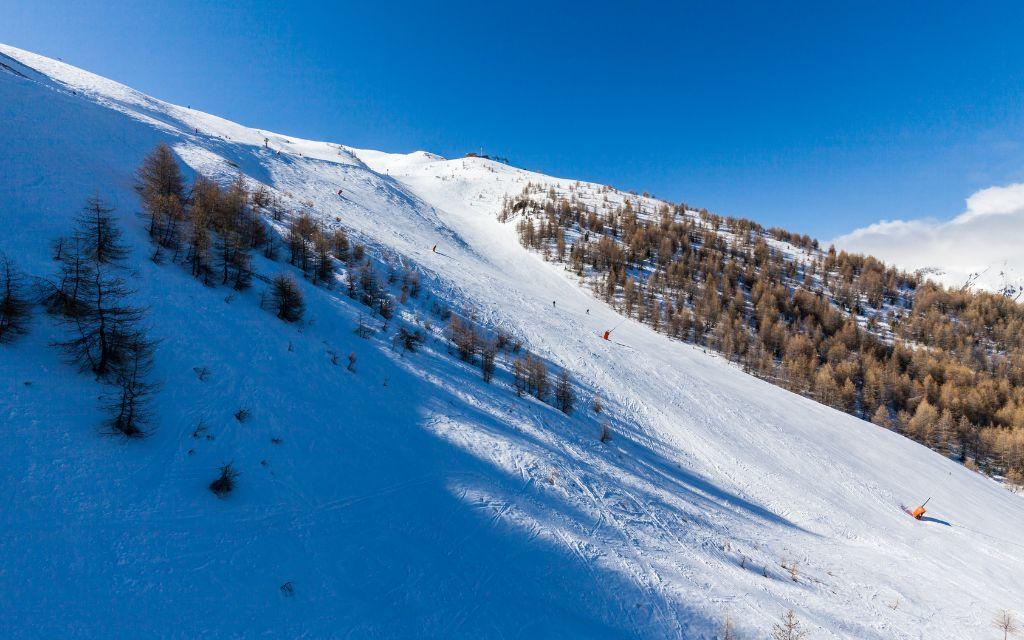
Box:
left=1, top=43, right=1024, bottom=639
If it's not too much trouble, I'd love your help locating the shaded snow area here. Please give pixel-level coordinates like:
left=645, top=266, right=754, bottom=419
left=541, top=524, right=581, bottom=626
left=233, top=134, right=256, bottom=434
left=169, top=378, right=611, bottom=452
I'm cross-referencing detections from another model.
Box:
left=1, top=43, right=1023, bottom=639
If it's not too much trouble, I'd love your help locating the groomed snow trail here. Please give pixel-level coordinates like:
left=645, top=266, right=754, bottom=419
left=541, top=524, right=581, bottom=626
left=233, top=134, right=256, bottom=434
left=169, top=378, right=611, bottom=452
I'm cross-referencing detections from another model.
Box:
left=1, top=43, right=1023, bottom=639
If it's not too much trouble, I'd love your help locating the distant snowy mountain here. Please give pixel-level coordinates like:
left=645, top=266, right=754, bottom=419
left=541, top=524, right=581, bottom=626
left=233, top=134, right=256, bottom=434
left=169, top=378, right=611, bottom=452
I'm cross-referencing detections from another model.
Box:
left=834, top=183, right=1024, bottom=294
left=1, top=43, right=1023, bottom=639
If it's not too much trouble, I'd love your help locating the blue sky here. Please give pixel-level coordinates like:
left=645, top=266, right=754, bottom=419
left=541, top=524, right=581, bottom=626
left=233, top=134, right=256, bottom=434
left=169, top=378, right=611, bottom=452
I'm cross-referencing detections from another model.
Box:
left=3, top=0, right=1024, bottom=239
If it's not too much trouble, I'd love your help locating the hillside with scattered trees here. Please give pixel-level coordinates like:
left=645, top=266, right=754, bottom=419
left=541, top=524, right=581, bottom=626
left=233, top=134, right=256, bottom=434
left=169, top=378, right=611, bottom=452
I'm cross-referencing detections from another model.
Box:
left=3, top=43, right=1023, bottom=640
left=501, top=182, right=1024, bottom=484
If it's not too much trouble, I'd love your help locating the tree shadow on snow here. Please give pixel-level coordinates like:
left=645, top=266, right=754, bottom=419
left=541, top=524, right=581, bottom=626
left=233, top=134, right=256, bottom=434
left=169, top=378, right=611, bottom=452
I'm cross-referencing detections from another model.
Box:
left=369, top=326, right=820, bottom=638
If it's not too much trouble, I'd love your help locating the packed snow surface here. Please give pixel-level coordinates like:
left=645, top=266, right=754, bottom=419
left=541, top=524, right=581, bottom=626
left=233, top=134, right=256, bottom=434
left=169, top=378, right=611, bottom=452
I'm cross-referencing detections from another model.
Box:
left=1, top=43, right=1023, bottom=639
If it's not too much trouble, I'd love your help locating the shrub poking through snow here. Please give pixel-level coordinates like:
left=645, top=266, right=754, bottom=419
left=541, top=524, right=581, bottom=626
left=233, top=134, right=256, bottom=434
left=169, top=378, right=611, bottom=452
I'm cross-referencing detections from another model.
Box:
left=397, top=325, right=425, bottom=352
left=781, top=559, right=799, bottom=582
left=209, top=463, right=238, bottom=497
left=271, top=274, right=304, bottom=322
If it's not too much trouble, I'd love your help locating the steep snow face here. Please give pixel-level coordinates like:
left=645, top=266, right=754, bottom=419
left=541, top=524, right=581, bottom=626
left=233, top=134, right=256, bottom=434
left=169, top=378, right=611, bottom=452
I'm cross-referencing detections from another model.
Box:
left=1, top=43, right=1023, bottom=639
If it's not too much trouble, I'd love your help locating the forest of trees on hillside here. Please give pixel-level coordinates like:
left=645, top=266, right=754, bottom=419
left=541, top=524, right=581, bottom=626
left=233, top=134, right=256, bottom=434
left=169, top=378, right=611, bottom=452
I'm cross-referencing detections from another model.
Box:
left=501, top=183, right=1024, bottom=484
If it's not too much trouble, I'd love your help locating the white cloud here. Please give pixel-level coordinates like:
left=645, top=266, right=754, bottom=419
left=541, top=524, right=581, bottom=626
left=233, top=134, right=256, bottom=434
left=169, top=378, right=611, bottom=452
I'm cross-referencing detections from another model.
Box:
left=833, top=183, right=1024, bottom=292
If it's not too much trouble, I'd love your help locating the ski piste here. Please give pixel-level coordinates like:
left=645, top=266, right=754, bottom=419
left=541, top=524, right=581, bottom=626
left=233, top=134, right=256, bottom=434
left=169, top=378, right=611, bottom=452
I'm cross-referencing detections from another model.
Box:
left=1, top=43, right=1023, bottom=639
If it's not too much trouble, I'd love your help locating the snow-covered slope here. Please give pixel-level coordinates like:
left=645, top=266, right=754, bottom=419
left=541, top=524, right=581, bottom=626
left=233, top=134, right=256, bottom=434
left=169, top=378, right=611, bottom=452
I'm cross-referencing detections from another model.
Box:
left=2, top=43, right=1023, bottom=639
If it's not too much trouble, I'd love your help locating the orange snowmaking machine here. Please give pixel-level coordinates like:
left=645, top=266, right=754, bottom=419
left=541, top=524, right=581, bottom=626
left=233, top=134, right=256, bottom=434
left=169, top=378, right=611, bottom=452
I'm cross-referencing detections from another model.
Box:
left=910, top=498, right=930, bottom=520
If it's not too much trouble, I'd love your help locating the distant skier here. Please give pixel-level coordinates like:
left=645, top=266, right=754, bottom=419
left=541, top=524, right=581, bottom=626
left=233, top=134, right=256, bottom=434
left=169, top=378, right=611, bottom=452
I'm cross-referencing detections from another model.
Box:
left=337, top=189, right=343, bottom=196
left=432, top=244, right=437, bottom=253
left=552, top=301, right=556, bottom=308
left=602, top=330, right=610, bottom=340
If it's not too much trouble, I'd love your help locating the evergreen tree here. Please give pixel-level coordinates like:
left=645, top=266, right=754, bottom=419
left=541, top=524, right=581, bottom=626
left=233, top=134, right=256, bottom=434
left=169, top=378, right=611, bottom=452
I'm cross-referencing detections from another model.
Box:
left=103, top=334, right=157, bottom=437
left=287, top=212, right=317, bottom=275
left=870, top=404, right=892, bottom=430
left=271, top=274, right=304, bottom=322
left=186, top=196, right=212, bottom=283
left=136, top=143, right=185, bottom=245
left=330, top=228, right=349, bottom=262
left=77, top=194, right=129, bottom=266
left=554, top=369, right=575, bottom=414
left=480, top=342, right=497, bottom=384
left=771, top=610, right=806, bottom=640
left=55, top=261, right=145, bottom=378
left=44, top=234, right=91, bottom=317
left=0, top=254, right=31, bottom=343
left=51, top=196, right=143, bottom=378
left=312, top=231, right=334, bottom=285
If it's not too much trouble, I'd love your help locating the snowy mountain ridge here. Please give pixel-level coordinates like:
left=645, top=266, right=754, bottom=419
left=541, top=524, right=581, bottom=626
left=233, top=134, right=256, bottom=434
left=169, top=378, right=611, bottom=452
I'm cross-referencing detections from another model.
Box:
left=1, top=43, right=1023, bottom=639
